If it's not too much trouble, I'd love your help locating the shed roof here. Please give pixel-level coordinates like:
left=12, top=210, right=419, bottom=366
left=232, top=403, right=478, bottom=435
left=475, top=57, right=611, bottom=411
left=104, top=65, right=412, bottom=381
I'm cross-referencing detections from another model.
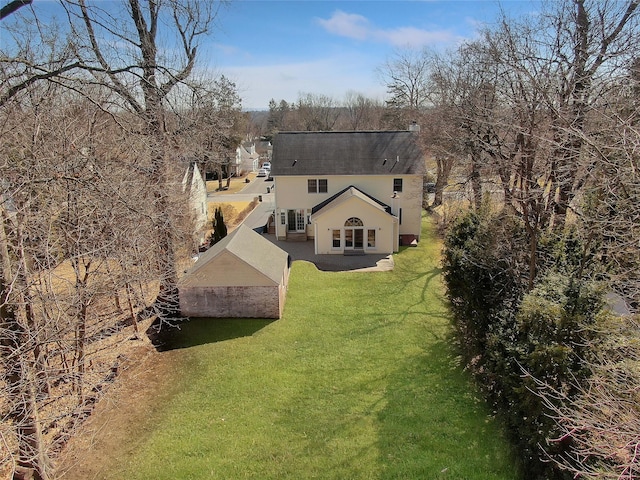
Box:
left=180, top=224, right=289, bottom=286
left=271, top=130, right=426, bottom=176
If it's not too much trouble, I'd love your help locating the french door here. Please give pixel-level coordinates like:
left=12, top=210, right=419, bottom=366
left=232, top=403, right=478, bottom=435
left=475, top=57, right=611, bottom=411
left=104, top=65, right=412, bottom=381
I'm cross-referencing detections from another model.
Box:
left=345, top=228, right=364, bottom=250
left=287, top=209, right=305, bottom=232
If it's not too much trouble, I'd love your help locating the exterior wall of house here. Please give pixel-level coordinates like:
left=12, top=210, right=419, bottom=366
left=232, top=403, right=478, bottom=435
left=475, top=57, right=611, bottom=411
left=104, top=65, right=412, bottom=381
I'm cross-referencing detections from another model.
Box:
left=179, top=258, right=289, bottom=318
left=237, top=144, right=260, bottom=174
left=183, top=164, right=208, bottom=246
left=311, top=197, right=397, bottom=254
left=274, top=174, right=422, bottom=242
left=179, top=285, right=282, bottom=318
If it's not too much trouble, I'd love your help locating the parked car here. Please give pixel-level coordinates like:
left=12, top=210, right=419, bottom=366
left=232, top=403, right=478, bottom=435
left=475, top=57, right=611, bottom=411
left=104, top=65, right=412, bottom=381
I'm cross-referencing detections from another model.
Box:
left=257, top=168, right=268, bottom=177
left=262, top=162, right=271, bottom=171
left=424, top=182, right=436, bottom=193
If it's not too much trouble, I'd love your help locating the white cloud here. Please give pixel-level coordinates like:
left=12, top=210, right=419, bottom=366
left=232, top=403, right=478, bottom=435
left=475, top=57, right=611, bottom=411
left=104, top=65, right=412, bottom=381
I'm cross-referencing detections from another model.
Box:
left=317, top=10, right=459, bottom=48
left=212, top=42, right=242, bottom=56
left=376, top=26, right=459, bottom=48
left=315, top=10, right=371, bottom=40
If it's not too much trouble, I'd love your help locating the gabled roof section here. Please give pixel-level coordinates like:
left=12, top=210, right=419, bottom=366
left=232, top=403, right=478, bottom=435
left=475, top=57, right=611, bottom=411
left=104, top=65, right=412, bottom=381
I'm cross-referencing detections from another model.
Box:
left=311, top=185, right=391, bottom=215
left=181, top=161, right=205, bottom=195
left=271, top=130, right=426, bottom=176
left=184, top=224, right=289, bottom=284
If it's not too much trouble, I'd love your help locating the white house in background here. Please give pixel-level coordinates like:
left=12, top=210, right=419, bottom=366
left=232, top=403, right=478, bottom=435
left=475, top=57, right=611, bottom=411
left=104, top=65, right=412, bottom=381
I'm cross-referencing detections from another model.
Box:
left=236, top=142, right=260, bottom=174
left=271, top=127, right=426, bottom=255
left=182, top=161, right=208, bottom=247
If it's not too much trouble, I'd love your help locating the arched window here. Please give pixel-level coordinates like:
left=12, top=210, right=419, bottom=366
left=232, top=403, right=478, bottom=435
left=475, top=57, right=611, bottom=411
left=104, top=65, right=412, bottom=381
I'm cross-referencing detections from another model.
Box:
left=344, top=217, right=363, bottom=227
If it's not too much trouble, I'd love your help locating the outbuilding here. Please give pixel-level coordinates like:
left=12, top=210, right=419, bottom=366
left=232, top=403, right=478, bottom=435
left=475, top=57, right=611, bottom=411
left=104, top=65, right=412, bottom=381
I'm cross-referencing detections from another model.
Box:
left=178, top=224, right=291, bottom=319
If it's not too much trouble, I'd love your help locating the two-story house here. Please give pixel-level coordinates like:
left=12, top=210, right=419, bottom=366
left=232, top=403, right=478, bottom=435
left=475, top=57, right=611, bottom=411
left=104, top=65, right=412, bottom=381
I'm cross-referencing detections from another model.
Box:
left=236, top=142, right=260, bottom=175
left=271, top=128, right=425, bottom=255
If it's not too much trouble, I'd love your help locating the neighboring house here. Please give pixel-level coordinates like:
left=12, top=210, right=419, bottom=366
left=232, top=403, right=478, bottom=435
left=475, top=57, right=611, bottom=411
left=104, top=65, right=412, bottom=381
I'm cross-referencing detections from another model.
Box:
left=271, top=127, right=426, bottom=254
left=182, top=161, right=208, bottom=247
left=236, top=142, right=260, bottom=175
left=256, top=139, right=273, bottom=164
left=178, top=224, right=291, bottom=319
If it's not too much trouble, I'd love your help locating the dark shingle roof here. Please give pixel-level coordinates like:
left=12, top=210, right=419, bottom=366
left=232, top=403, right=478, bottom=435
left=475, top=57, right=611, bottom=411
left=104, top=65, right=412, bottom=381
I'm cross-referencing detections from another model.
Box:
left=271, top=131, right=425, bottom=176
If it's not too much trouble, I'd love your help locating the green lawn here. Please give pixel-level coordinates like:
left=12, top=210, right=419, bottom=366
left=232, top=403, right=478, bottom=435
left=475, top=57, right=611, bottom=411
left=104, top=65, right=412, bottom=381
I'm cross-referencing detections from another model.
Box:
left=110, top=218, right=518, bottom=479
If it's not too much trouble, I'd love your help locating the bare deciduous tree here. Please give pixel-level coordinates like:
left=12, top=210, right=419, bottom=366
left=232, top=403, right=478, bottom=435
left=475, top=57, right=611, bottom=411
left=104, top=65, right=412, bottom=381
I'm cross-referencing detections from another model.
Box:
left=1, top=2, right=232, bottom=478
left=377, top=48, right=433, bottom=114
left=59, top=0, right=228, bottom=316
left=342, top=91, right=383, bottom=130
left=295, top=92, right=341, bottom=131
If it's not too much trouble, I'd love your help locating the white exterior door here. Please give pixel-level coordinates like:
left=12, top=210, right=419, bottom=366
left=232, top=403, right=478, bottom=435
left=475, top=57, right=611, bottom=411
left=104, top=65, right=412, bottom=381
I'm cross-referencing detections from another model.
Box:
left=287, top=209, right=305, bottom=232
left=344, top=217, right=364, bottom=250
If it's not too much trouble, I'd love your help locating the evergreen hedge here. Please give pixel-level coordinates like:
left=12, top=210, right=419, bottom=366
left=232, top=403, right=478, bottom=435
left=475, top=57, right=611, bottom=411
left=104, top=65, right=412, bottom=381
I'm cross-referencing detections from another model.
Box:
left=442, top=210, right=606, bottom=479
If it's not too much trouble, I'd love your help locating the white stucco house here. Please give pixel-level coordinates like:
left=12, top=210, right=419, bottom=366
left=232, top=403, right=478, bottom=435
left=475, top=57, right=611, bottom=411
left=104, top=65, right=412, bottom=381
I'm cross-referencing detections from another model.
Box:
left=182, top=161, right=208, bottom=247
left=236, top=142, right=260, bottom=175
left=271, top=127, right=426, bottom=255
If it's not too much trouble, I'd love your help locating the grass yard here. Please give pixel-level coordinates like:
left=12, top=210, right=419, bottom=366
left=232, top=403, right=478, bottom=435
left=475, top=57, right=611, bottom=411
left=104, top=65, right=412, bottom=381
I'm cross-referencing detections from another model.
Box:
left=73, top=219, right=518, bottom=479
left=206, top=173, right=257, bottom=194
left=207, top=201, right=253, bottom=226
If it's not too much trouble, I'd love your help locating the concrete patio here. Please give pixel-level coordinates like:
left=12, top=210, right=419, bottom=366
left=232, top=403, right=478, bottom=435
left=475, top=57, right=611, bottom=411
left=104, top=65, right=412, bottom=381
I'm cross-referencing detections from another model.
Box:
left=261, top=233, right=394, bottom=272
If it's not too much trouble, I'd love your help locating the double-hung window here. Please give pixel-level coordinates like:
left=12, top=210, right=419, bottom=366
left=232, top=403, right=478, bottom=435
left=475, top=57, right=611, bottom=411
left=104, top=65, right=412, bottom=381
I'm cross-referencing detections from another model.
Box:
left=307, top=179, right=316, bottom=193
left=332, top=229, right=341, bottom=248
left=393, top=178, right=403, bottom=193
left=308, top=178, right=328, bottom=193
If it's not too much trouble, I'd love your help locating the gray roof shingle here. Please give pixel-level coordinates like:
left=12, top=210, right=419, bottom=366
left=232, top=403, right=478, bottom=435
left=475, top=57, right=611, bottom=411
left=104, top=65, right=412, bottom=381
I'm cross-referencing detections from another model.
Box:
left=181, top=224, right=289, bottom=286
left=271, top=130, right=425, bottom=176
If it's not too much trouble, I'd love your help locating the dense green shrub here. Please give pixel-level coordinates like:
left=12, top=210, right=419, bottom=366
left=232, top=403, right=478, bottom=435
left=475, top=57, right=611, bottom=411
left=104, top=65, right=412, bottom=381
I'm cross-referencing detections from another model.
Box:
left=442, top=210, right=606, bottom=479
left=442, top=210, right=529, bottom=357
left=488, top=274, right=604, bottom=477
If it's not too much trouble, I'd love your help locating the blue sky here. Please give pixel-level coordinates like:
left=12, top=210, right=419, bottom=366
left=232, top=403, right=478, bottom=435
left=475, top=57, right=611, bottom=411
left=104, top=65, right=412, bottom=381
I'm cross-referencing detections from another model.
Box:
left=0, top=0, right=537, bottom=110
left=206, top=1, right=538, bottom=110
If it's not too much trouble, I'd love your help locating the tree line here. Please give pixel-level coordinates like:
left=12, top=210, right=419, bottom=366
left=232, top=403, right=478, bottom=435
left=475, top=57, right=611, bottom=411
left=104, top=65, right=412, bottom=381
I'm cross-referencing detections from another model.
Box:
left=0, top=1, right=242, bottom=478
left=403, top=1, right=640, bottom=478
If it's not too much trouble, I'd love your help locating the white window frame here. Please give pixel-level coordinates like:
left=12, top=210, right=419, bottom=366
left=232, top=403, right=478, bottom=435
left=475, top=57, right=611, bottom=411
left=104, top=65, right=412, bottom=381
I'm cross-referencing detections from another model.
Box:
left=307, top=178, right=328, bottom=193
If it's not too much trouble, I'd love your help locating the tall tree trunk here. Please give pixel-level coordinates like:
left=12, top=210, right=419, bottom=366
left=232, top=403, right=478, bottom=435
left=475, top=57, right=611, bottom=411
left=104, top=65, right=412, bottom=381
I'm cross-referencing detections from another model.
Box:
left=1, top=208, right=51, bottom=480
left=11, top=359, right=51, bottom=480
left=144, top=86, right=180, bottom=318
left=433, top=155, right=454, bottom=207
left=469, top=149, right=483, bottom=210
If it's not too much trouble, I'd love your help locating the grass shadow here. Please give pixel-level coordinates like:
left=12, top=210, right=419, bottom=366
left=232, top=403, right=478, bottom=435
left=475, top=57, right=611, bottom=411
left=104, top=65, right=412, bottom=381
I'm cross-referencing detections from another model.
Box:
left=149, top=317, right=275, bottom=351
